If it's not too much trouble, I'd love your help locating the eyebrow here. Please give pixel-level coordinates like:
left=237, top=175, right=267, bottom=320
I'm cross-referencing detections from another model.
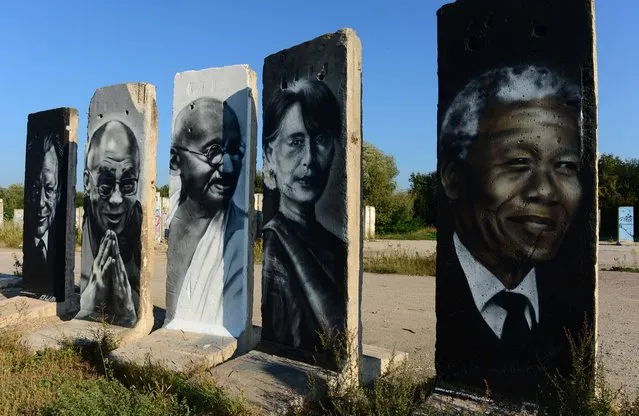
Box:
left=287, top=132, right=305, bottom=140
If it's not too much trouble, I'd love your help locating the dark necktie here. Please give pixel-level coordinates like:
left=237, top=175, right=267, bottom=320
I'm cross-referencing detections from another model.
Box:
left=492, top=291, right=534, bottom=350
left=37, top=239, right=47, bottom=266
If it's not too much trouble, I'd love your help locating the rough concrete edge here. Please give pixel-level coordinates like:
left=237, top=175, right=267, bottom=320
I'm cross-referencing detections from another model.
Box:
left=60, top=107, right=79, bottom=315
left=124, top=82, right=158, bottom=346
left=239, top=66, right=259, bottom=354
left=589, top=0, right=600, bottom=377
left=343, top=27, right=363, bottom=385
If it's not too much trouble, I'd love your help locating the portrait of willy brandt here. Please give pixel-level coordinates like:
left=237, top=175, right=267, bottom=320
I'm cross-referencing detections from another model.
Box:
left=436, top=64, right=589, bottom=399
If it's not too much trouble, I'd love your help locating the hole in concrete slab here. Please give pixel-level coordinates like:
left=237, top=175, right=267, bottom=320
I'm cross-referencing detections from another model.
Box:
left=532, top=24, right=547, bottom=37
left=465, top=35, right=480, bottom=51
left=125, top=110, right=129, bottom=115
left=98, top=114, right=103, bottom=119
left=190, top=104, right=194, bottom=110
left=316, top=63, right=327, bottom=81
left=484, top=16, right=494, bottom=29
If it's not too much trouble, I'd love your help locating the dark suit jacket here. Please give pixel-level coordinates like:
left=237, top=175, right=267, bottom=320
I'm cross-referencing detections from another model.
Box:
left=261, top=212, right=347, bottom=369
left=435, top=241, right=578, bottom=402
left=22, top=227, right=61, bottom=301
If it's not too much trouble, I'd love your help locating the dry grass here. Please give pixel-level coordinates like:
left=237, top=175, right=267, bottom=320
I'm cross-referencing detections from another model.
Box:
left=0, top=222, right=23, bottom=248
left=364, top=251, right=436, bottom=276
left=377, top=227, right=437, bottom=241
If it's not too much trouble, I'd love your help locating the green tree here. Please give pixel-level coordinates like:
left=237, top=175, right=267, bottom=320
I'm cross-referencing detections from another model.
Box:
left=158, top=184, right=169, bottom=198
left=409, top=171, right=438, bottom=226
left=75, top=192, right=84, bottom=207
left=363, top=142, right=419, bottom=233
left=598, top=154, right=638, bottom=209
left=0, top=184, right=24, bottom=221
left=255, top=170, right=263, bottom=194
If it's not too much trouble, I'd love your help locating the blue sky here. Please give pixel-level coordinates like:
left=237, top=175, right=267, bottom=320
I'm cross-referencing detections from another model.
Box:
left=0, top=0, right=635, bottom=190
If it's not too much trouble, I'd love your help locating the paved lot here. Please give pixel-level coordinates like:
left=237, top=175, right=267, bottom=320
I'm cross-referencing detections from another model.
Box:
left=0, top=242, right=637, bottom=393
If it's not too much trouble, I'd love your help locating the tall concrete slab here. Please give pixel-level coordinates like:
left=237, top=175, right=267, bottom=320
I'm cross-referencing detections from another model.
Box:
left=75, top=82, right=157, bottom=342
left=618, top=206, right=634, bottom=243
left=21, top=108, right=78, bottom=304
left=110, top=66, right=258, bottom=371
left=435, top=0, right=598, bottom=404
left=260, top=28, right=363, bottom=373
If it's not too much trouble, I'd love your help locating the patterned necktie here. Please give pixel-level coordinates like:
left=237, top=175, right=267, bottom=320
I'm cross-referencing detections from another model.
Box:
left=492, top=291, right=533, bottom=349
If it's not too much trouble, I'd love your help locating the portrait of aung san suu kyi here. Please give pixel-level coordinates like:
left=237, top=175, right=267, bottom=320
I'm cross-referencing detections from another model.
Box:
left=261, top=79, right=348, bottom=359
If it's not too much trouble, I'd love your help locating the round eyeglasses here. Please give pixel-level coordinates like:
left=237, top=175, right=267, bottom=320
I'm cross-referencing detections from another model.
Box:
left=88, top=171, right=138, bottom=199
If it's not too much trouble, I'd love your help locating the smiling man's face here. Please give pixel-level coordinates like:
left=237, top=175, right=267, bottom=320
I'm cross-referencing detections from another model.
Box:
left=85, top=121, right=139, bottom=235
left=453, top=101, right=582, bottom=265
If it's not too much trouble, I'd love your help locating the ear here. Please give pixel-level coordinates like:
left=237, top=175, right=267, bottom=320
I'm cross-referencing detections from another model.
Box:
left=169, top=148, right=181, bottom=174
left=441, top=160, right=462, bottom=201
left=262, top=145, right=277, bottom=191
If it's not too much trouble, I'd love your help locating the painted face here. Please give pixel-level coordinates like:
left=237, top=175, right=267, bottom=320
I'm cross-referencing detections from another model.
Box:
left=86, top=124, right=139, bottom=235
left=32, top=147, right=59, bottom=238
left=455, top=103, right=582, bottom=264
left=269, top=103, right=335, bottom=206
left=174, top=106, right=243, bottom=208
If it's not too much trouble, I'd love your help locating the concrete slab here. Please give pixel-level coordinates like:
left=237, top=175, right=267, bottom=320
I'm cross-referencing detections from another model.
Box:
left=361, top=343, right=408, bottom=385
left=22, top=318, right=131, bottom=352
left=0, top=274, right=22, bottom=289
left=208, top=349, right=331, bottom=415
left=416, top=390, right=539, bottom=416
left=108, top=328, right=237, bottom=373
left=0, top=296, right=56, bottom=329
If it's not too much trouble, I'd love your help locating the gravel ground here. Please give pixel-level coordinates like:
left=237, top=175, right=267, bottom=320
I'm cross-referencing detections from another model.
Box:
left=0, top=241, right=637, bottom=394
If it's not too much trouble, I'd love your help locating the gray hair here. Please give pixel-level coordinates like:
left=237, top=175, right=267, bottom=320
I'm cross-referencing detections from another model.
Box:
left=439, top=64, right=582, bottom=162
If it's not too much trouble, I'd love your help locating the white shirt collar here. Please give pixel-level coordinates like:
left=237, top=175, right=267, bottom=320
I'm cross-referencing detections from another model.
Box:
left=453, top=232, right=540, bottom=339
left=34, top=230, right=49, bottom=252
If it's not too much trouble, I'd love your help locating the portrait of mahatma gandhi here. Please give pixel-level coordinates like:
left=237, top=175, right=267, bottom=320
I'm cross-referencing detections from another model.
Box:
left=164, top=97, right=248, bottom=337
left=436, top=64, right=586, bottom=399
left=22, top=132, right=65, bottom=299
left=261, top=79, right=347, bottom=366
left=76, top=120, right=142, bottom=327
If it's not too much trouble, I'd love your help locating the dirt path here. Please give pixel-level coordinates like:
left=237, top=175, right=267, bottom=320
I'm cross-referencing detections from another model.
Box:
left=0, top=243, right=637, bottom=393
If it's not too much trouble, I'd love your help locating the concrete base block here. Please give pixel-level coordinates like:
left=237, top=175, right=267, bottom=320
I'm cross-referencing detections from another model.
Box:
left=415, top=389, right=539, bottom=416
left=361, top=343, right=408, bottom=385
left=0, top=275, right=22, bottom=289
left=22, top=318, right=131, bottom=352
left=206, top=344, right=407, bottom=415
left=108, top=328, right=238, bottom=373
left=0, top=296, right=57, bottom=329
left=208, top=350, right=332, bottom=415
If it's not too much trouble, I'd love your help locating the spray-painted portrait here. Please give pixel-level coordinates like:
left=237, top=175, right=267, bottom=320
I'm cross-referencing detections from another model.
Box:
left=261, top=79, right=347, bottom=364
left=436, top=64, right=590, bottom=400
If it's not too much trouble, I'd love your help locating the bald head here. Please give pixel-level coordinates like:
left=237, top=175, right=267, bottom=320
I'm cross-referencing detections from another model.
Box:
left=171, top=97, right=244, bottom=209
left=85, top=120, right=140, bottom=235
left=87, top=120, right=139, bottom=171
left=174, top=97, right=240, bottom=147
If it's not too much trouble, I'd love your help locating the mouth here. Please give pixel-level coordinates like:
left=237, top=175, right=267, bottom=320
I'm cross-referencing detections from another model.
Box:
left=297, top=175, right=318, bottom=187
left=104, top=212, right=124, bottom=225
left=37, top=216, right=48, bottom=225
left=508, top=215, right=558, bottom=232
